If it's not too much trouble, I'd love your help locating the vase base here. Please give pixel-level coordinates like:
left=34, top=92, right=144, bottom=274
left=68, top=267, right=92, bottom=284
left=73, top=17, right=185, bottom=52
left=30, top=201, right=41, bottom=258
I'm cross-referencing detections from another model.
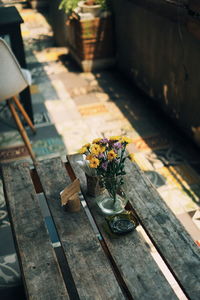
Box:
left=96, top=194, right=125, bottom=215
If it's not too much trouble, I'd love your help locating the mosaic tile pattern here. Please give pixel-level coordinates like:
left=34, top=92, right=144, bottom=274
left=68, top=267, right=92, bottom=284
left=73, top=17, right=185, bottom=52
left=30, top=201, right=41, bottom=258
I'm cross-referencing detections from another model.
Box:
left=158, top=164, right=200, bottom=189
left=0, top=180, right=21, bottom=289
left=78, top=103, right=109, bottom=116
left=0, top=180, right=7, bottom=228
left=132, top=152, right=164, bottom=171
left=0, top=145, right=29, bottom=164
left=131, top=135, right=171, bottom=152
left=0, top=131, right=23, bottom=148
left=32, top=137, right=66, bottom=157
left=34, top=112, right=52, bottom=127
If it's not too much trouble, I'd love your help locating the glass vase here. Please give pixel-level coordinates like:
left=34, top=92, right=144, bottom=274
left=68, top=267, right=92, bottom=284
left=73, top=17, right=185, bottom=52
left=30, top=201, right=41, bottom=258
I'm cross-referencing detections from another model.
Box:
left=96, top=192, right=127, bottom=215
left=85, top=174, right=104, bottom=197
left=95, top=176, right=128, bottom=215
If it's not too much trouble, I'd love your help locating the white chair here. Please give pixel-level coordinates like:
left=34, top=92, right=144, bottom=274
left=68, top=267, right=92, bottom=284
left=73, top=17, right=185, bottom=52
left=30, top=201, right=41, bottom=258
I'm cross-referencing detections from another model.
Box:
left=0, top=38, right=36, bottom=163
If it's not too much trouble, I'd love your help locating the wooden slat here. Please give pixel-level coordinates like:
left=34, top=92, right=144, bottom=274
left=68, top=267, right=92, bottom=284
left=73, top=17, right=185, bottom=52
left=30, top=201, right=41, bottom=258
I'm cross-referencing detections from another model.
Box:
left=125, top=0, right=187, bottom=23
left=68, top=154, right=178, bottom=300
left=35, top=157, right=125, bottom=300
left=1, top=163, right=69, bottom=300
left=124, top=160, right=200, bottom=300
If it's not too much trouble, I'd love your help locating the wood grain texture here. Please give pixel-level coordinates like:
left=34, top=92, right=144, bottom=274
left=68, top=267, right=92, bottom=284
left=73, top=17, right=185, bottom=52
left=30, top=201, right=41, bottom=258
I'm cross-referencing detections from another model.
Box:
left=35, top=157, right=124, bottom=300
left=68, top=154, right=178, bottom=300
left=1, top=163, right=69, bottom=300
left=123, top=160, right=200, bottom=300
left=128, top=0, right=187, bottom=23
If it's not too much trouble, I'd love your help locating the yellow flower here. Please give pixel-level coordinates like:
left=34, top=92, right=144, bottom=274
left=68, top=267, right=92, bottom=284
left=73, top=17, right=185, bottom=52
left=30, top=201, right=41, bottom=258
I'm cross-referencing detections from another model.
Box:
left=128, top=153, right=135, bottom=162
left=109, top=136, right=120, bottom=141
left=91, top=143, right=101, bottom=155
left=120, top=136, right=132, bottom=144
left=99, top=146, right=106, bottom=153
left=89, top=157, right=100, bottom=168
left=107, top=150, right=117, bottom=160
left=92, top=138, right=101, bottom=144
left=78, top=146, right=87, bottom=154
left=83, top=143, right=90, bottom=148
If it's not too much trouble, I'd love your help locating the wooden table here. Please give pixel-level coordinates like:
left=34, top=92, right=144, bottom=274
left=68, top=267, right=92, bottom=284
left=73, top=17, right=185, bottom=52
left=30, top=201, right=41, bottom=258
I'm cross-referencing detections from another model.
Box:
left=1, top=155, right=200, bottom=299
left=0, top=6, right=33, bottom=122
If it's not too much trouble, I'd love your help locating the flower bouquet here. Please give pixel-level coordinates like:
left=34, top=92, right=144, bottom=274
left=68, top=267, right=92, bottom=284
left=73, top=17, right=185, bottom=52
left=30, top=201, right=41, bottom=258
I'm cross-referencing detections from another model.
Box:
left=78, top=136, right=134, bottom=215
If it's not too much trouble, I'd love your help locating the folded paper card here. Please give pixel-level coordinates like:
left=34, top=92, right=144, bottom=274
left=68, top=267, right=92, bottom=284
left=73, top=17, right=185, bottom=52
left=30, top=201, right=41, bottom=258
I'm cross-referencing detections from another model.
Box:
left=60, top=178, right=81, bottom=211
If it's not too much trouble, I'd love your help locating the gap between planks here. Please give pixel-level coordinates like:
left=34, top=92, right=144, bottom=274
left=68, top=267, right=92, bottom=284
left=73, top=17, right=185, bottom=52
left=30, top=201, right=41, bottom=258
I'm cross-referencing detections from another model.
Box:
left=67, top=156, right=190, bottom=300
left=30, top=157, right=189, bottom=299
left=29, top=162, right=134, bottom=299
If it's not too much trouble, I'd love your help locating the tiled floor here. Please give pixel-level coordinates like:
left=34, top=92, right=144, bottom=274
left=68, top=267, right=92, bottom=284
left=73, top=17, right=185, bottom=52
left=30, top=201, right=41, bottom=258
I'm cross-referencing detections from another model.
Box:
left=22, top=6, right=200, bottom=234
left=0, top=3, right=200, bottom=297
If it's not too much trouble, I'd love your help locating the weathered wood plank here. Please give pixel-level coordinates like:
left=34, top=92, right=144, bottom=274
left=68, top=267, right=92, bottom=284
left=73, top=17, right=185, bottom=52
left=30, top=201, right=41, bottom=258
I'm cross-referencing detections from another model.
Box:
left=35, top=157, right=125, bottom=300
left=1, top=163, right=69, bottom=300
left=68, top=154, right=178, bottom=300
left=128, top=0, right=187, bottom=23
left=124, top=160, right=200, bottom=300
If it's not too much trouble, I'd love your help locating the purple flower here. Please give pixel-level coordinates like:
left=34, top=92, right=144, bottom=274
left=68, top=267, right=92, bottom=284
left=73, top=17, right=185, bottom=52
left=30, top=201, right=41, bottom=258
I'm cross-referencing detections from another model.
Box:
left=113, top=142, right=122, bottom=150
left=101, top=161, right=108, bottom=170
left=98, top=153, right=104, bottom=159
left=100, top=138, right=109, bottom=144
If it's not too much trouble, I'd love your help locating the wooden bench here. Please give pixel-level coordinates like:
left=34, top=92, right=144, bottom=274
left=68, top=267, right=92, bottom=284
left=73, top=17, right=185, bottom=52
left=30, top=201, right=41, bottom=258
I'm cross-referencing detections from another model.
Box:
left=1, top=155, right=200, bottom=299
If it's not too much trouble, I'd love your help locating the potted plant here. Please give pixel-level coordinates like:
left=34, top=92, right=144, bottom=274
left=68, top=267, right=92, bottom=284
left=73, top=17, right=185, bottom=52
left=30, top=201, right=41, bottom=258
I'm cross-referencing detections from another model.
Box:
left=59, top=0, right=108, bottom=17
left=78, top=136, right=134, bottom=215
left=59, top=0, right=115, bottom=72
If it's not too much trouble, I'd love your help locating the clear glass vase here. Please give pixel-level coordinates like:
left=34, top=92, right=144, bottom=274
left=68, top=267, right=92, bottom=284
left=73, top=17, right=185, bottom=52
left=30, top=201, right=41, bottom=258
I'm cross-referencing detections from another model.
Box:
left=96, top=192, right=127, bottom=215
left=95, top=176, right=128, bottom=215
left=85, top=174, right=104, bottom=197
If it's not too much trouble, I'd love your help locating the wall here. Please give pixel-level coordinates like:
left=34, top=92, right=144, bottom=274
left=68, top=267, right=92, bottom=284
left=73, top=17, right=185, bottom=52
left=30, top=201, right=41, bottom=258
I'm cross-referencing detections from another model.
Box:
left=112, top=0, right=200, bottom=146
